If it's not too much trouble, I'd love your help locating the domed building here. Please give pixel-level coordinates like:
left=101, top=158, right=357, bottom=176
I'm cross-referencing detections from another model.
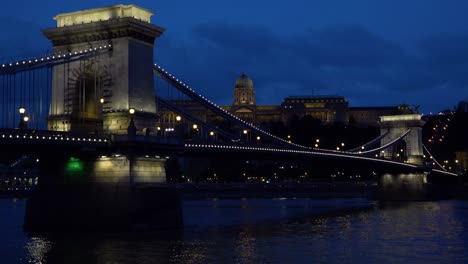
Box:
left=157, top=71, right=403, bottom=132
left=231, top=72, right=257, bottom=122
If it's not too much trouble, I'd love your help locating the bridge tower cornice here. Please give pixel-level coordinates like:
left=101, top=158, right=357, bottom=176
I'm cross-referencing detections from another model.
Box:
left=42, top=17, right=165, bottom=48
left=379, top=114, right=425, bottom=129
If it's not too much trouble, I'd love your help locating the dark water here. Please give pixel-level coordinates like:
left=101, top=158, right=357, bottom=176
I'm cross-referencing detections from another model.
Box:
left=1, top=197, right=468, bottom=263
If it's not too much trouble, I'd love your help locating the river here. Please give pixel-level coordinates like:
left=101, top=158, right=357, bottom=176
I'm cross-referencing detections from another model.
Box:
left=0, top=197, right=467, bottom=263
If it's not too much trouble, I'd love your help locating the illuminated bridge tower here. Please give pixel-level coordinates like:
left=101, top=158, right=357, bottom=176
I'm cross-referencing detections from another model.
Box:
left=378, top=114, right=428, bottom=200
left=379, top=114, right=425, bottom=165
left=43, top=4, right=165, bottom=134
left=24, top=6, right=182, bottom=232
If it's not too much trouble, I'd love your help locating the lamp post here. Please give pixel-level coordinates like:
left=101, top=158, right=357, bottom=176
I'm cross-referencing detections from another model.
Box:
left=192, top=124, right=199, bottom=138
left=127, top=108, right=136, bottom=140
left=18, top=107, right=26, bottom=129
left=174, top=115, right=183, bottom=140
left=209, top=131, right=215, bottom=142
left=127, top=107, right=136, bottom=185
left=156, top=126, right=162, bottom=138
left=242, top=129, right=249, bottom=143
left=23, top=116, right=29, bottom=129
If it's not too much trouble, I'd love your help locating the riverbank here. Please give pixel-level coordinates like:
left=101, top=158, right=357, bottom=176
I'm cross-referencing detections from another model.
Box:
left=176, top=181, right=375, bottom=199
left=0, top=181, right=375, bottom=200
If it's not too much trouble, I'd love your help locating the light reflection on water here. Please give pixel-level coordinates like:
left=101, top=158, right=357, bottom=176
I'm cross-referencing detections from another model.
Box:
left=1, top=198, right=468, bottom=263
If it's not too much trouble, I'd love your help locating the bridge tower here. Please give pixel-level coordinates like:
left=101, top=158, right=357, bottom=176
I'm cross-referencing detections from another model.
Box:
left=43, top=4, right=165, bottom=134
left=377, top=114, right=428, bottom=200
left=24, top=6, right=183, bottom=232
left=379, top=114, right=425, bottom=165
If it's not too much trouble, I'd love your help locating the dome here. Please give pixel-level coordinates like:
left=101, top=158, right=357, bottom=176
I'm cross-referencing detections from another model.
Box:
left=235, top=72, right=254, bottom=90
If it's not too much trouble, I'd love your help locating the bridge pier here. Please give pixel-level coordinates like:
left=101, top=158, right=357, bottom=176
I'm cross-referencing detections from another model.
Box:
left=376, top=172, right=429, bottom=201
left=24, top=153, right=183, bottom=232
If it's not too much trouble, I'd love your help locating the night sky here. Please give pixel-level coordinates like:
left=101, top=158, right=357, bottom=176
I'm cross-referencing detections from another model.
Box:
left=1, top=0, right=468, bottom=113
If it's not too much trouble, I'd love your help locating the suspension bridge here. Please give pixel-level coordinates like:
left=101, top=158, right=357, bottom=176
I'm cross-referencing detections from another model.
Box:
left=0, top=4, right=458, bottom=231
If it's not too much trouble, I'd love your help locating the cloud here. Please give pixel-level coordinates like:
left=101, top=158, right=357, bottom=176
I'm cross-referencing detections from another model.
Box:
left=155, top=22, right=468, bottom=111
left=0, top=17, right=50, bottom=61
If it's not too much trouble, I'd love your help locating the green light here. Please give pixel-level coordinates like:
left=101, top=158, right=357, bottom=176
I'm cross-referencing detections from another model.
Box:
left=65, top=157, right=84, bottom=179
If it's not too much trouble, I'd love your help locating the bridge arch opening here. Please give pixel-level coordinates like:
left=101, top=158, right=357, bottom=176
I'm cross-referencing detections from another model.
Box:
left=67, top=67, right=106, bottom=132
left=73, top=74, right=100, bottom=119
left=392, top=140, right=407, bottom=162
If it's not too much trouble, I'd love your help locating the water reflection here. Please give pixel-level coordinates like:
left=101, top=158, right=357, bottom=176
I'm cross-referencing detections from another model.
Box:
left=2, top=199, right=468, bottom=263
left=25, top=236, right=51, bottom=264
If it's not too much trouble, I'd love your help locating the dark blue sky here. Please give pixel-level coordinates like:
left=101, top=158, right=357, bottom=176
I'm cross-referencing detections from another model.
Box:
left=1, top=0, right=468, bottom=113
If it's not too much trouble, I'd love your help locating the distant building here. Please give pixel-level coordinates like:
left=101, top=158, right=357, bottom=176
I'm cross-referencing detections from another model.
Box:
left=157, top=72, right=405, bottom=129
left=281, top=95, right=348, bottom=125
left=349, top=107, right=399, bottom=128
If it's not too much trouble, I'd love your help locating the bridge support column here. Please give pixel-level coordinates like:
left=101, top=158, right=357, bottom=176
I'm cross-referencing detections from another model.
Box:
left=376, top=172, right=429, bottom=201
left=24, top=153, right=183, bottom=232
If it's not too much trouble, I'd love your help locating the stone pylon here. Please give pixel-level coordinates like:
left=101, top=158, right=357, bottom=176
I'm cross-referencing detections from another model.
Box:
left=380, top=114, right=425, bottom=165
left=43, top=4, right=165, bottom=134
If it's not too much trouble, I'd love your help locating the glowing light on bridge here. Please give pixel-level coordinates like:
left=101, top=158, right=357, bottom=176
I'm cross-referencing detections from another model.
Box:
left=0, top=45, right=112, bottom=73
left=183, top=143, right=452, bottom=175
left=153, top=64, right=312, bottom=149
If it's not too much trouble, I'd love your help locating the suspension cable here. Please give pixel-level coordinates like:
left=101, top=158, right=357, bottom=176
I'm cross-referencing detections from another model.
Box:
left=423, top=144, right=447, bottom=171
left=347, top=131, right=390, bottom=152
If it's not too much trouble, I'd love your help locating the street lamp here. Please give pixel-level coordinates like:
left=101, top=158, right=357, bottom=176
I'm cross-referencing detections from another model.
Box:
left=176, top=115, right=182, bottom=122
left=18, top=107, right=26, bottom=129
left=210, top=131, right=215, bottom=136
left=23, top=116, right=29, bottom=122
left=243, top=129, right=248, bottom=135
left=127, top=108, right=137, bottom=139
left=100, top=98, right=105, bottom=104
left=192, top=124, right=198, bottom=130
left=256, top=136, right=261, bottom=141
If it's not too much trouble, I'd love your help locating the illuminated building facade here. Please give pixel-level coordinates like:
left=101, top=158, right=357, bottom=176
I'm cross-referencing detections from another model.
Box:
left=158, top=72, right=403, bottom=129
